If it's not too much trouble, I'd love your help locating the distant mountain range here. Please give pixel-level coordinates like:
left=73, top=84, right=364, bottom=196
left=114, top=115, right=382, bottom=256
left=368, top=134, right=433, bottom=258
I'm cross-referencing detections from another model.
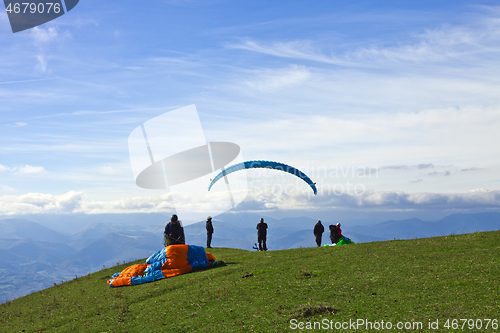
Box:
left=0, top=218, right=69, bottom=243
left=183, top=211, right=500, bottom=249
left=0, top=211, right=498, bottom=304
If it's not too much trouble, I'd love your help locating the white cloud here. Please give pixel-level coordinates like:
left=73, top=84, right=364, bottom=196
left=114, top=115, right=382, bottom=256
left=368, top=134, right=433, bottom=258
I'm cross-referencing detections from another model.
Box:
left=99, top=166, right=120, bottom=175
left=349, top=25, right=485, bottom=64
left=79, top=194, right=176, bottom=215
left=0, top=141, right=121, bottom=154
left=248, top=188, right=500, bottom=212
left=230, top=13, right=500, bottom=68
left=36, top=55, right=48, bottom=73
left=31, top=27, right=59, bottom=44
left=382, top=164, right=435, bottom=170
left=229, top=39, right=354, bottom=67
left=0, top=191, right=175, bottom=215
left=1, top=165, right=48, bottom=175
left=243, top=65, right=311, bottom=92
left=16, top=165, right=47, bottom=175
left=0, top=191, right=85, bottom=215
left=335, top=189, right=500, bottom=210
left=0, top=185, right=16, bottom=193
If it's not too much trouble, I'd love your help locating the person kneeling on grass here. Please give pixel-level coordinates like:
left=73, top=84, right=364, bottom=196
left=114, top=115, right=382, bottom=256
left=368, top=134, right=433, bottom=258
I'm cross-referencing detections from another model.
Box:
left=164, top=214, right=185, bottom=246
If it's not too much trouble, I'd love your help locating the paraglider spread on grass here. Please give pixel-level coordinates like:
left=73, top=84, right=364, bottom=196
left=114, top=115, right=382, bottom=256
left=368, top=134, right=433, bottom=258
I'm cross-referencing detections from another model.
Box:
left=208, top=160, right=318, bottom=195
left=107, top=245, right=224, bottom=287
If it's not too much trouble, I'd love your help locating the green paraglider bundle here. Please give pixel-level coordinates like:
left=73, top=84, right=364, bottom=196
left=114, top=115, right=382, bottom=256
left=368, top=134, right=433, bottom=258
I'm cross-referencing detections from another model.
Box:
left=324, top=236, right=354, bottom=247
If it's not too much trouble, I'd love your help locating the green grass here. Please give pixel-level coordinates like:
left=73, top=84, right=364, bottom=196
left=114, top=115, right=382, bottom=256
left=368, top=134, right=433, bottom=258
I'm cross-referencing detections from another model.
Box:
left=1, top=231, right=498, bottom=332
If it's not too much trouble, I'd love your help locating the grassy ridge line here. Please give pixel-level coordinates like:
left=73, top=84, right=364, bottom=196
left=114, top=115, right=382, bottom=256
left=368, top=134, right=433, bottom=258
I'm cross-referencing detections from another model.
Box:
left=0, top=231, right=498, bottom=332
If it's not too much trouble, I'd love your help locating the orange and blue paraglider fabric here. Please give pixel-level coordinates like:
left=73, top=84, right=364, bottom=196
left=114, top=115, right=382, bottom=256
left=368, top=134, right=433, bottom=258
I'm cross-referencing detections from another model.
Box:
left=107, top=244, right=223, bottom=287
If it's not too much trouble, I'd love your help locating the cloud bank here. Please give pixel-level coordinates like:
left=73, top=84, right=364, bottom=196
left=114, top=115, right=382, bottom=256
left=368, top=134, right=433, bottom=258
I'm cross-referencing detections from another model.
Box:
left=0, top=189, right=498, bottom=216
left=230, top=11, right=500, bottom=68
left=0, top=164, right=47, bottom=175
left=319, top=189, right=500, bottom=210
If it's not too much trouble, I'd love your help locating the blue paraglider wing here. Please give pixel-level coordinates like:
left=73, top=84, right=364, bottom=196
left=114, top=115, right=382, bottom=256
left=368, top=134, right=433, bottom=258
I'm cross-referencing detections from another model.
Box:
left=208, top=160, right=317, bottom=195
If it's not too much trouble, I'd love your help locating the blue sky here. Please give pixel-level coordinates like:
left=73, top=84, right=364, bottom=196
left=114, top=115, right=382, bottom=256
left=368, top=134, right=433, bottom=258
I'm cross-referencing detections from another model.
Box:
left=0, top=0, right=499, bottom=221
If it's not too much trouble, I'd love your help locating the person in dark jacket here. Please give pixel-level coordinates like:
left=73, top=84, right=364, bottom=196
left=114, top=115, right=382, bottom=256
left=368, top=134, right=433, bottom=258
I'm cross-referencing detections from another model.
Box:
left=329, top=224, right=339, bottom=244
left=313, top=220, right=324, bottom=247
left=206, top=216, right=214, bottom=248
left=164, top=214, right=185, bottom=246
left=256, top=218, right=268, bottom=251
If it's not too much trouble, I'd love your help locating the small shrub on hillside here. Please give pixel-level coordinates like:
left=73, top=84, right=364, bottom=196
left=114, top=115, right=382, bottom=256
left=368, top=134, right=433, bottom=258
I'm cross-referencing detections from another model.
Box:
left=293, top=303, right=338, bottom=318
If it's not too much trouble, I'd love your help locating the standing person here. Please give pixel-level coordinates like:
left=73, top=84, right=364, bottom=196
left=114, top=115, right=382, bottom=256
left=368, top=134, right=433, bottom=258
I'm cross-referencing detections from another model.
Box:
left=256, top=218, right=268, bottom=251
left=336, top=223, right=343, bottom=239
left=206, top=216, right=214, bottom=248
left=313, top=220, right=324, bottom=247
left=164, top=214, right=185, bottom=246
left=329, top=224, right=340, bottom=244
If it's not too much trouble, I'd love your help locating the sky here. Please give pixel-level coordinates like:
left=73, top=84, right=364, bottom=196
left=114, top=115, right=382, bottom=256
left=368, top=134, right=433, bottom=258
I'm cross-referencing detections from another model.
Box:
left=0, top=0, right=499, bottom=223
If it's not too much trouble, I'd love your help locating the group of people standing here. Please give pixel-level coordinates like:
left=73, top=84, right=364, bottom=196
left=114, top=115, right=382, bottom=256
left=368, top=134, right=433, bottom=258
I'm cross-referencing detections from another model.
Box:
left=164, top=214, right=342, bottom=250
left=163, top=214, right=269, bottom=251
left=313, top=220, right=343, bottom=247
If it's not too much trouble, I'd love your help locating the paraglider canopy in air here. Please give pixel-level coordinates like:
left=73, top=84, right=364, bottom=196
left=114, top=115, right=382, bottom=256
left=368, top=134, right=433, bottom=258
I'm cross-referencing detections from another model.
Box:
left=208, top=160, right=317, bottom=195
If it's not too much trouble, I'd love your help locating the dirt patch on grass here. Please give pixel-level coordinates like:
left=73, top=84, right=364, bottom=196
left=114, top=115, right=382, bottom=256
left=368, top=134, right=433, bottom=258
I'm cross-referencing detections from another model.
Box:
left=293, top=303, right=338, bottom=318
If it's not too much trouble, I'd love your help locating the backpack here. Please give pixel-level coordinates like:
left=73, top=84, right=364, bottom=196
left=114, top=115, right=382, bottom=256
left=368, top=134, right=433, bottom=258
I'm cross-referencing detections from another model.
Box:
left=330, top=225, right=339, bottom=242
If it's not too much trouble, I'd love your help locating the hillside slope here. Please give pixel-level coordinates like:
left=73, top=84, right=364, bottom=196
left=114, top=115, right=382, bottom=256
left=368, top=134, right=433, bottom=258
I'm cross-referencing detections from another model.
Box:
left=0, top=231, right=498, bottom=332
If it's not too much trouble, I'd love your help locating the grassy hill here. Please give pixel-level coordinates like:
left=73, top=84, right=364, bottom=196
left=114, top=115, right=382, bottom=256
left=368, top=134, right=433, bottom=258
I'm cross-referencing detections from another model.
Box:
left=1, top=231, right=498, bottom=332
